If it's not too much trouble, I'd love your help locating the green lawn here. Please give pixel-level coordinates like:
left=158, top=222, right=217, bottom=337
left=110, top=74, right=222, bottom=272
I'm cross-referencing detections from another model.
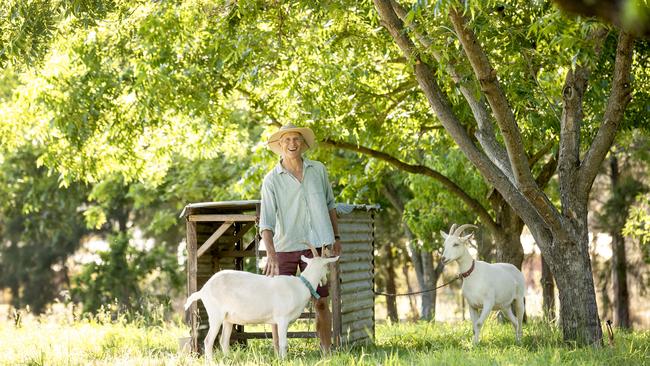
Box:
left=1, top=313, right=648, bottom=365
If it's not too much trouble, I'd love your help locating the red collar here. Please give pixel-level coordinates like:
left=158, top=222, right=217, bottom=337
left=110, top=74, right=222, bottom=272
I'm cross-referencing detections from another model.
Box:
left=460, top=260, right=475, bottom=278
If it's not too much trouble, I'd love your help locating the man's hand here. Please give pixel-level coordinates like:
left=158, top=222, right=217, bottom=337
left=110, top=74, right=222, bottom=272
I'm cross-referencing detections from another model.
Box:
left=264, top=253, right=280, bottom=277
left=332, top=239, right=342, bottom=256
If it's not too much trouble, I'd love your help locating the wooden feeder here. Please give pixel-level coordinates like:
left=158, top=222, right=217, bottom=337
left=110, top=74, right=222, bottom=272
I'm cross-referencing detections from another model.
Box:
left=181, top=200, right=378, bottom=353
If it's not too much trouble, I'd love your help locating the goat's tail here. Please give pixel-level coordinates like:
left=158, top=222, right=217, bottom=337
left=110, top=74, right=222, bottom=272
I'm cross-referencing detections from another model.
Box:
left=184, top=291, right=202, bottom=311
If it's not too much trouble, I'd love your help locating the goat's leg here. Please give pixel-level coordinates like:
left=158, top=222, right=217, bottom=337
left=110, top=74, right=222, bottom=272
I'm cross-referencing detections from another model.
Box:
left=502, top=306, right=519, bottom=342
left=468, top=306, right=480, bottom=344
left=514, top=296, right=524, bottom=342
left=276, top=319, right=290, bottom=359
left=271, top=324, right=279, bottom=354
left=474, top=301, right=494, bottom=345
left=220, top=320, right=233, bottom=355
left=204, top=317, right=222, bottom=361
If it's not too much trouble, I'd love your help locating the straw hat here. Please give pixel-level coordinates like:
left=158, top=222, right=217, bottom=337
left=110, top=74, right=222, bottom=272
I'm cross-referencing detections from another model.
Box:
left=267, top=123, right=316, bottom=155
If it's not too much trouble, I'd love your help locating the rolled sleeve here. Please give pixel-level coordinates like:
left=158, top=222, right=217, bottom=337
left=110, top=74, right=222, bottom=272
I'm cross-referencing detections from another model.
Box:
left=259, top=176, right=276, bottom=233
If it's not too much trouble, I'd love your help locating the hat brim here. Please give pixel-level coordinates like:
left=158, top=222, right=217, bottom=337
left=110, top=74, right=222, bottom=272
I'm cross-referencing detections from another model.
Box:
left=267, top=127, right=317, bottom=155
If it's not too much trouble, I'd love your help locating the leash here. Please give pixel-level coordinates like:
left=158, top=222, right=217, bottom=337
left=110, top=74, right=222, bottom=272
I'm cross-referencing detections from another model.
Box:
left=373, top=275, right=462, bottom=297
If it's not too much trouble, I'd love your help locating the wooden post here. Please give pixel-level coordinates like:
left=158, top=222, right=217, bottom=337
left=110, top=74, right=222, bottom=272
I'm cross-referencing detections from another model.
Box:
left=255, top=203, right=261, bottom=274
left=186, top=218, right=198, bottom=353
left=330, top=261, right=341, bottom=347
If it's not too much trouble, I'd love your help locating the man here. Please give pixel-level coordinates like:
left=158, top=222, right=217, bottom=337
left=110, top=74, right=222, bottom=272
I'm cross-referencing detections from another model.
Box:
left=258, top=123, right=341, bottom=354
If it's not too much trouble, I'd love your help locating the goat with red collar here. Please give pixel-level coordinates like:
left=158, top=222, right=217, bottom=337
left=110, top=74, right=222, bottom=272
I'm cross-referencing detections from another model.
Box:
left=441, top=224, right=525, bottom=345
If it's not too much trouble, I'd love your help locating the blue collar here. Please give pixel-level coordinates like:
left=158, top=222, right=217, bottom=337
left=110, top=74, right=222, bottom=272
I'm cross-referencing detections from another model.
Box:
left=299, top=275, right=320, bottom=299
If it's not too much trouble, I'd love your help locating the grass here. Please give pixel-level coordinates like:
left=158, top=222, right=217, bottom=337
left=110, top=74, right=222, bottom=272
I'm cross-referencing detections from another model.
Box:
left=1, top=312, right=649, bottom=365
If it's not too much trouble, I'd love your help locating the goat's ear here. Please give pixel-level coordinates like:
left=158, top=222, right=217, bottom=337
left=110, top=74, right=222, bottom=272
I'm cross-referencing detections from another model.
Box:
left=300, top=255, right=312, bottom=264
left=440, top=231, right=448, bottom=239
left=461, top=233, right=473, bottom=241
left=323, top=247, right=332, bottom=257
left=325, top=256, right=339, bottom=263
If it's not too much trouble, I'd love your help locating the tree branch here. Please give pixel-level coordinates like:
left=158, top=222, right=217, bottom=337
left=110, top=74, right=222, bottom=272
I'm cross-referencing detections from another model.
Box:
left=389, top=0, right=513, bottom=181
left=448, top=8, right=536, bottom=191
left=529, top=139, right=556, bottom=167
left=373, top=0, right=559, bottom=236
left=322, top=138, right=499, bottom=232
left=236, top=87, right=282, bottom=127
left=578, top=32, right=635, bottom=195
left=446, top=7, right=567, bottom=235
left=536, top=153, right=559, bottom=189
left=558, top=67, right=589, bottom=201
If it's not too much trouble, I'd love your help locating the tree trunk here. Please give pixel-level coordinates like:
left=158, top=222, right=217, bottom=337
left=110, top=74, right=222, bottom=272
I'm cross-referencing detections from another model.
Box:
left=475, top=225, right=495, bottom=262
left=430, top=260, right=444, bottom=321
left=598, top=258, right=612, bottom=324
left=385, top=243, right=399, bottom=323
left=381, top=183, right=435, bottom=320
left=406, top=238, right=436, bottom=320
left=541, top=254, right=556, bottom=321
left=611, top=232, right=630, bottom=328
left=420, top=251, right=435, bottom=320
left=548, top=233, right=603, bottom=345
left=495, top=207, right=525, bottom=269
left=401, top=263, right=419, bottom=317
left=608, top=155, right=631, bottom=329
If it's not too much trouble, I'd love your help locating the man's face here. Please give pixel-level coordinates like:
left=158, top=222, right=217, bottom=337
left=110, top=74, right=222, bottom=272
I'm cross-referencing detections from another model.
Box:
left=279, top=132, right=304, bottom=159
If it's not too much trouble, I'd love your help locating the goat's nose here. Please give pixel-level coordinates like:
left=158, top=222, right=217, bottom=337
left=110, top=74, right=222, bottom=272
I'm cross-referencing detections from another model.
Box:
left=441, top=256, right=447, bottom=263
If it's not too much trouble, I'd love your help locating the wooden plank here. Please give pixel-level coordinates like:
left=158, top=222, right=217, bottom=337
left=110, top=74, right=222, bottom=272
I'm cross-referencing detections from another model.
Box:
left=243, top=236, right=257, bottom=251
left=197, top=268, right=215, bottom=277
left=230, top=331, right=317, bottom=340
left=212, top=249, right=261, bottom=258
left=189, top=214, right=256, bottom=222
left=330, top=261, right=341, bottom=347
left=186, top=220, right=199, bottom=352
left=197, top=223, right=253, bottom=247
left=197, top=221, right=233, bottom=258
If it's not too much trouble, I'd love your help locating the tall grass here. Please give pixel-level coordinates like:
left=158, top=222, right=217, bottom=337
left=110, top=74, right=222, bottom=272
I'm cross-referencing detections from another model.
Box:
left=1, top=311, right=648, bottom=365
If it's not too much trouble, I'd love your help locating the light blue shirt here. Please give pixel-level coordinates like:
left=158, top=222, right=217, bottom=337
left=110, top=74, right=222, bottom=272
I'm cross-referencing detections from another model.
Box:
left=259, top=158, right=336, bottom=252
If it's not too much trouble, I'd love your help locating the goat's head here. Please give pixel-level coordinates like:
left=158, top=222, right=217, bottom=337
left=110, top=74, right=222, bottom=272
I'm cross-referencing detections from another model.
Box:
left=440, top=224, right=477, bottom=264
left=300, top=255, right=339, bottom=285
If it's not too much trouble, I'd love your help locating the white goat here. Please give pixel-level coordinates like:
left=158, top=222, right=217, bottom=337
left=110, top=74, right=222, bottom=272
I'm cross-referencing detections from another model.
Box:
left=184, top=246, right=338, bottom=360
left=441, top=224, right=525, bottom=345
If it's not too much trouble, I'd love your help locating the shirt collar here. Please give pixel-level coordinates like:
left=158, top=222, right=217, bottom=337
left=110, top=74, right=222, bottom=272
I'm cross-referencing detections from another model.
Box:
left=275, top=158, right=314, bottom=175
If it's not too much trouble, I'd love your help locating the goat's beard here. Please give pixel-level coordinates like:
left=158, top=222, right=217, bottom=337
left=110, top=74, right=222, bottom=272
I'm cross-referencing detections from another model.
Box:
left=319, top=273, right=329, bottom=287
